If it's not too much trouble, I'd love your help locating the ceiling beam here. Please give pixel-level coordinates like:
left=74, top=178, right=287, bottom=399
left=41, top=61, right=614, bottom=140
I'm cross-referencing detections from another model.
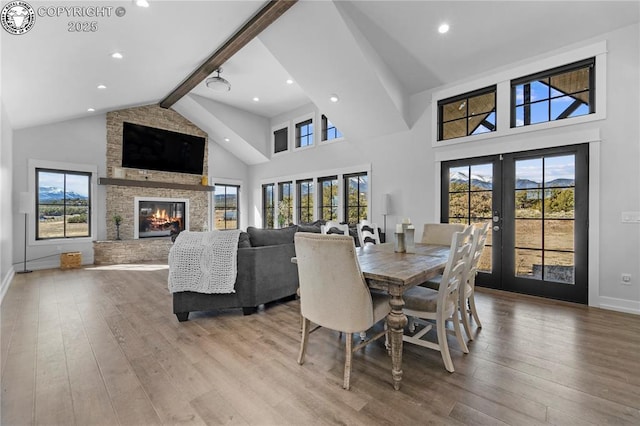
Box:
left=159, top=0, right=297, bottom=109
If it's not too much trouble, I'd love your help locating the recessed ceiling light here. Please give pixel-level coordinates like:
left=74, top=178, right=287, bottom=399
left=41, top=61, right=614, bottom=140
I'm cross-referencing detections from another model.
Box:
left=252, top=97, right=260, bottom=102
left=87, top=108, right=95, bottom=112
left=135, top=0, right=149, bottom=7
left=438, top=23, right=450, bottom=34
left=111, top=52, right=123, bottom=59
left=224, top=137, right=230, bottom=142
left=286, top=79, right=293, bottom=85
left=329, top=94, right=339, bottom=103
left=97, top=84, right=107, bottom=89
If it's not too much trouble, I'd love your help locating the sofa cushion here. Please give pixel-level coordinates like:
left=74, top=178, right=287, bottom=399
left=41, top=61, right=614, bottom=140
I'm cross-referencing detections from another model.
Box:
left=297, top=220, right=323, bottom=233
left=238, top=231, right=251, bottom=248
left=247, top=225, right=298, bottom=247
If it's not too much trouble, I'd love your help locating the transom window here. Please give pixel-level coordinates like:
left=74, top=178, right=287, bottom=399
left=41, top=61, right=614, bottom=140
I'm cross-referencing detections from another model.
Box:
left=278, top=181, right=294, bottom=227
left=321, top=115, right=343, bottom=141
left=262, top=183, right=275, bottom=228
left=318, top=175, right=338, bottom=221
left=438, top=86, right=496, bottom=141
left=213, top=184, right=239, bottom=230
left=511, top=58, right=594, bottom=127
left=295, top=119, right=313, bottom=148
left=36, top=168, right=91, bottom=239
left=344, top=172, right=368, bottom=225
left=273, top=127, right=288, bottom=154
left=297, top=179, right=314, bottom=223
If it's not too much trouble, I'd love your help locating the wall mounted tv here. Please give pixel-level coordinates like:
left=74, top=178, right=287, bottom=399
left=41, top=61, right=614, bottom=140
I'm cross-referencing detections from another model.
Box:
left=121, top=122, right=205, bottom=175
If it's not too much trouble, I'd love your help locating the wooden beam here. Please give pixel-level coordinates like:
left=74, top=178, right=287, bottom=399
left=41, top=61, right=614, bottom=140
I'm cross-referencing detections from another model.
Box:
left=159, top=0, right=297, bottom=109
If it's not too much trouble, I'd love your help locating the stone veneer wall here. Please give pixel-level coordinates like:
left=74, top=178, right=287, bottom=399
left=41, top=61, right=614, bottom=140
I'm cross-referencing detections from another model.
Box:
left=98, top=104, right=209, bottom=262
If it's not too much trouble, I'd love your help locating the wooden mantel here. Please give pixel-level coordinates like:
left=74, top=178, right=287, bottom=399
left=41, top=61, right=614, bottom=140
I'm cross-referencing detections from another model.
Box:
left=98, top=178, right=215, bottom=192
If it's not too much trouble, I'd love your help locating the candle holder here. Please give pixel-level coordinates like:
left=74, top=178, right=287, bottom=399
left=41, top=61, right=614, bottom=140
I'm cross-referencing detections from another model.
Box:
left=405, top=227, right=415, bottom=253
left=394, top=232, right=405, bottom=253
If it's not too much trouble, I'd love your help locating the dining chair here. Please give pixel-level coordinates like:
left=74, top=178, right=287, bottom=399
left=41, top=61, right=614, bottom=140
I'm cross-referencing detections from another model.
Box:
left=402, top=225, right=473, bottom=373
left=321, top=220, right=350, bottom=235
left=357, top=220, right=381, bottom=246
left=421, top=222, right=489, bottom=341
left=294, top=232, right=390, bottom=390
left=421, top=223, right=467, bottom=245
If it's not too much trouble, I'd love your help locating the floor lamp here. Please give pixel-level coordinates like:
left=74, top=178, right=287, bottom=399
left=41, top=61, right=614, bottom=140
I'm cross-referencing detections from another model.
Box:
left=18, top=192, right=33, bottom=274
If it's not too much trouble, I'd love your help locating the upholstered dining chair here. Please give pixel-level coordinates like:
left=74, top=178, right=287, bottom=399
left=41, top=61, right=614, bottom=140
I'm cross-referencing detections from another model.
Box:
left=294, top=233, right=390, bottom=390
left=421, top=222, right=490, bottom=341
left=321, top=220, right=349, bottom=235
left=421, top=222, right=467, bottom=245
left=357, top=220, right=381, bottom=246
left=402, top=225, right=473, bottom=373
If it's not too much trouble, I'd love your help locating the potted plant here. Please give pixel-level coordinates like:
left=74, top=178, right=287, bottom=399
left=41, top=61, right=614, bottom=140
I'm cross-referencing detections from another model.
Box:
left=113, top=214, right=122, bottom=240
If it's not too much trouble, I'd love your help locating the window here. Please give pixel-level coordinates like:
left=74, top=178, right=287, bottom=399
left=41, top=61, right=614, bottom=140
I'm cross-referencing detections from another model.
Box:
left=262, top=183, right=275, bottom=228
left=213, top=184, right=239, bottom=229
left=36, top=168, right=91, bottom=239
left=278, top=181, right=294, bottom=227
left=344, top=172, right=368, bottom=225
left=318, top=175, right=338, bottom=221
left=295, top=119, right=313, bottom=148
left=321, top=115, right=343, bottom=141
left=274, top=127, right=288, bottom=154
left=297, top=179, right=314, bottom=223
left=511, top=58, right=594, bottom=127
left=438, top=86, right=496, bottom=141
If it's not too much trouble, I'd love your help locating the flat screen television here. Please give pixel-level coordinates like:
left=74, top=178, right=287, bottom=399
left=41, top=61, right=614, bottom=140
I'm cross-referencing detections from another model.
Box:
left=121, top=122, right=205, bottom=175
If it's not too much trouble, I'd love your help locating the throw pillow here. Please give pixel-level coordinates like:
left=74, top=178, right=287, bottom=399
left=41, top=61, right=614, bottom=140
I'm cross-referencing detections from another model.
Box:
left=247, top=225, right=298, bottom=247
left=238, top=231, right=251, bottom=248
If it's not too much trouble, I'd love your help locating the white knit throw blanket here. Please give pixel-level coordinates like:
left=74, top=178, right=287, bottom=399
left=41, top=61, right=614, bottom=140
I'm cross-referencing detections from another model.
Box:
left=168, top=230, right=241, bottom=294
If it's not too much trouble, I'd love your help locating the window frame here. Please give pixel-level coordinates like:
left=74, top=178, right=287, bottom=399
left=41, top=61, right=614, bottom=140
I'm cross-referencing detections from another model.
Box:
left=318, top=175, right=339, bottom=221
left=294, top=114, right=314, bottom=150
left=438, top=85, right=497, bottom=142
left=277, top=181, right=294, bottom=227
left=296, top=178, right=314, bottom=224
left=510, top=57, right=595, bottom=128
left=262, top=183, right=275, bottom=229
left=213, top=183, right=240, bottom=230
left=272, top=122, right=290, bottom=156
left=343, top=171, right=368, bottom=225
left=321, top=114, right=343, bottom=142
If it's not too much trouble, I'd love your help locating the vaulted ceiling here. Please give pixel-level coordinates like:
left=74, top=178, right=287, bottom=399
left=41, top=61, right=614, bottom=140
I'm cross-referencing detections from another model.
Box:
left=3, top=1, right=639, bottom=164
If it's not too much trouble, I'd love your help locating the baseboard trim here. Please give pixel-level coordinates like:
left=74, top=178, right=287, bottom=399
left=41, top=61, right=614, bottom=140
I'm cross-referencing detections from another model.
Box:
left=0, top=267, right=16, bottom=306
left=599, top=296, right=640, bottom=315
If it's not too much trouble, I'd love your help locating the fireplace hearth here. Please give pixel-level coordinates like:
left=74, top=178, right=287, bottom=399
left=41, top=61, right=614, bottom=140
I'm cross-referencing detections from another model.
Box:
left=134, top=197, right=189, bottom=239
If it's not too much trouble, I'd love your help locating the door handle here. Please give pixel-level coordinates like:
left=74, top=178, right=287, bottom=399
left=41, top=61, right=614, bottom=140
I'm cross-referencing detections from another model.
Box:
left=493, top=225, right=500, bottom=232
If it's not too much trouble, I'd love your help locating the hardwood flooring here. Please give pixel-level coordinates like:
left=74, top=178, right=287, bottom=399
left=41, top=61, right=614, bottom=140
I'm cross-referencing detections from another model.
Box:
left=2, top=264, right=640, bottom=425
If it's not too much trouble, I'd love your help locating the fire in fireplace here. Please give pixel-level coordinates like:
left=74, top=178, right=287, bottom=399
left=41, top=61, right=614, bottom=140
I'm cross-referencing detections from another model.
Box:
left=136, top=198, right=188, bottom=238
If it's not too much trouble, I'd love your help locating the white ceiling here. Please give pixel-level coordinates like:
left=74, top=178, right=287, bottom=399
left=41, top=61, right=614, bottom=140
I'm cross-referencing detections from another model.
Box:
left=2, top=1, right=639, bottom=132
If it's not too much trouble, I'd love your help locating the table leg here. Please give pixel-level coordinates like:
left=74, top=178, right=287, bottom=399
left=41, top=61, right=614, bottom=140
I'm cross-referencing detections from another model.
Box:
left=386, top=289, right=407, bottom=390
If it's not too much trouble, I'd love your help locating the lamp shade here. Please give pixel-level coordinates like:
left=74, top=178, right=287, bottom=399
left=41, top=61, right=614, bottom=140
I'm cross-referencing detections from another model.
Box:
left=381, top=193, right=390, bottom=215
left=18, top=192, right=34, bottom=214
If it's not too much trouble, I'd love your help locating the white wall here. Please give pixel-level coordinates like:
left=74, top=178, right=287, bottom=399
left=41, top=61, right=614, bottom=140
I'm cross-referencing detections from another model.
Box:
left=1, top=98, right=14, bottom=301
left=247, top=24, right=640, bottom=313
left=12, top=114, right=108, bottom=270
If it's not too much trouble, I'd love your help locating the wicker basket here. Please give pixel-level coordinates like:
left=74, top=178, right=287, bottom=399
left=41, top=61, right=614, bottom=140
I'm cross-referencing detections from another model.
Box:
left=60, top=252, right=82, bottom=270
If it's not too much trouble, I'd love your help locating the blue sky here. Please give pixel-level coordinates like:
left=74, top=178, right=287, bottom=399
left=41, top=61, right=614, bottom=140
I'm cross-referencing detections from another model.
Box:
left=39, top=171, right=89, bottom=196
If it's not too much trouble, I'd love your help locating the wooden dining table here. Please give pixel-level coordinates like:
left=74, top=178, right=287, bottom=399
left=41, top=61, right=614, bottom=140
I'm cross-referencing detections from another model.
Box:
left=355, top=242, right=450, bottom=390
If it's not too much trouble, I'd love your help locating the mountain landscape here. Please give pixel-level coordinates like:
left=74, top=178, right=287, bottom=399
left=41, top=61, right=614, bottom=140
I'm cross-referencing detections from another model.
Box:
left=39, top=186, right=88, bottom=202
left=450, top=172, right=574, bottom=190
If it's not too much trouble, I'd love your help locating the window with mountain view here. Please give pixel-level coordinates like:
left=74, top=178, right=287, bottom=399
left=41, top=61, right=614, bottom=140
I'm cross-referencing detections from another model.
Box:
left=214, top=184, right=239, bottom=230
left=318, top=175, right=338, bottom=221
left=344, top=172, right=368, bottom=225
left=278, top=181, right=294, bottom=227
left=297, top=179, right=314, bottom=223
left=36, top=168, right=91, bottom=239
left=511, top=58, right=594, bottom=127
left=262, top=183, right=275, bottom=228
left=438, top=86, right=496, bottom=141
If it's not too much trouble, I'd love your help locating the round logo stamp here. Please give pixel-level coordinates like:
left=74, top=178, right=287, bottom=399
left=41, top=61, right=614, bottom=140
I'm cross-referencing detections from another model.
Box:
left=1, top=1, right=35, bottom=35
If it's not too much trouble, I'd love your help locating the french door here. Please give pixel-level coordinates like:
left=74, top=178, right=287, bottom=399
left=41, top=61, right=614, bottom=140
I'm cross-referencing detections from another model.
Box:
left=441, top=144, right=588, bottom=303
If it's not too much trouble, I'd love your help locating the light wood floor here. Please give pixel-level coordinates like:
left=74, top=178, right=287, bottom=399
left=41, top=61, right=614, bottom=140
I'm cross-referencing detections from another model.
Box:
left=2, top=264, right=640, bottom=425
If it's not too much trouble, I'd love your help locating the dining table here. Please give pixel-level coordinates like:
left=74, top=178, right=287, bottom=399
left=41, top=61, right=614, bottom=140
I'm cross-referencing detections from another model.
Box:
left=355, top=242, right=450, bottom=390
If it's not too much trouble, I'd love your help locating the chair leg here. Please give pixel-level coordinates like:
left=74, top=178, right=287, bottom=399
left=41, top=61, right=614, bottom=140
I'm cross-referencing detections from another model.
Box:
left=298, top=317, right=311, bottom=365
left=343, top=333, right=353, bottom=390
left=452, top=313, right=469, bottom=354
left=460, top=298, right=474, bottom=341
left=437, top=318, right=455, bottom=373
left=469, top=292, right=482, bottom=328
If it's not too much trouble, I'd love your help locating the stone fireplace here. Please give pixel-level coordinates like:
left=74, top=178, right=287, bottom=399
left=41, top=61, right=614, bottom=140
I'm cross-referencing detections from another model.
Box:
left=135, top=197, right=188, bottom=239
left=93, top=104, right=210, bottom=264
